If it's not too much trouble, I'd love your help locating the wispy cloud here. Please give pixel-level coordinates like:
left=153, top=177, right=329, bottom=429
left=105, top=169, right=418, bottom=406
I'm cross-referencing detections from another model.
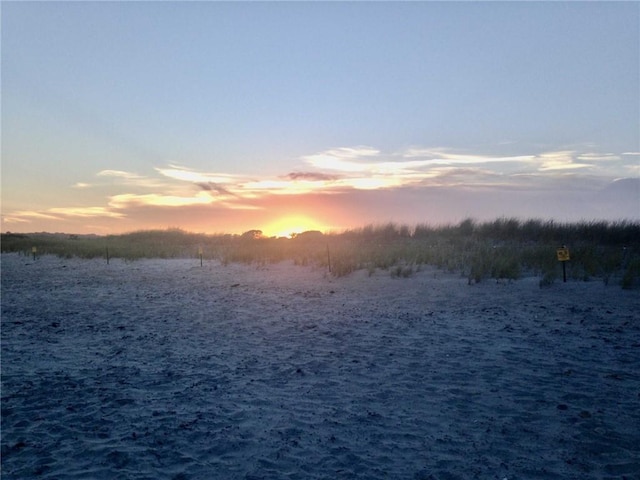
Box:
left=301, top=146, right=542, bottom=189
left=48, top=207, right=126, bottom=218
left=108, top=192, right=215, bottom=209
left=5, top=143, right=637, bottom=231
left=536, top=151, right=592, bottom=171
left=156, top=165, right=239, bottom=185
left=2, top=206, right=124, bottom=225
left=241, top=179, right=330, bottom=195
left=2, top=211, right=60, bottom=223
left=303, top=146, right=381, bottom=172
left=577, top=153, right=620, bottom=162
left=285, top=172, right=341, bottom=181
left=96, top=169, right=168, bottom=189
left=402, top=148, right=536, bottom=166
left=195, top=182, right=240, bottom=197
left=98, top=169, right=143, bottom=179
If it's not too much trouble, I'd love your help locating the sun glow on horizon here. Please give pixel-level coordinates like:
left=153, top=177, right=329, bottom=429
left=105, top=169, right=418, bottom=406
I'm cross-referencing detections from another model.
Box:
left=262, top=216, right=327, bottom=238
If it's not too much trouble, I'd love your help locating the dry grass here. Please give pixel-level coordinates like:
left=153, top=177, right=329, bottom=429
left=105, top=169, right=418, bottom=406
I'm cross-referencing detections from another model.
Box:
left=3, top=218, right=639, bottom=288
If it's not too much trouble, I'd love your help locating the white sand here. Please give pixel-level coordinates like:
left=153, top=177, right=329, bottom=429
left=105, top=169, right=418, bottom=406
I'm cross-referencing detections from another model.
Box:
left=2, top=253, right=639, bottom=479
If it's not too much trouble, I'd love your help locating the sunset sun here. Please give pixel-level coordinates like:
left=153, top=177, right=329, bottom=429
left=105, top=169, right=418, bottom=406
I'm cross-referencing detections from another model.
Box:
left=262, top=216, right=326, bottom=238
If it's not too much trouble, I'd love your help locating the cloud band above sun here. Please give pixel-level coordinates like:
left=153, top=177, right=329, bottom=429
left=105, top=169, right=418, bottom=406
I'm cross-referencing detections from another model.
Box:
left=2, top=144, right=638, bottom=234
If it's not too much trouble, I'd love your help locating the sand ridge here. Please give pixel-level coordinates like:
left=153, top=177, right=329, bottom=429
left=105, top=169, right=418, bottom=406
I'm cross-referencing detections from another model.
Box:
left=2, top=253, right=639, bottom=479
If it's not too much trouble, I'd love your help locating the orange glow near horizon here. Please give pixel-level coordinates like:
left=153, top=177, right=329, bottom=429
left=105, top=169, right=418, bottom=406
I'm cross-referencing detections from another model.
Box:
left=261, top=215, right=327, bottom=238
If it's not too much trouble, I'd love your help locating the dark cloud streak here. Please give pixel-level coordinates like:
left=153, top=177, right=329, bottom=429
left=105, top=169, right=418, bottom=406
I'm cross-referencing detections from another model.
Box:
left=195, top=182, right=240, bottom=197
left=284, top=172, right=341, bottom=181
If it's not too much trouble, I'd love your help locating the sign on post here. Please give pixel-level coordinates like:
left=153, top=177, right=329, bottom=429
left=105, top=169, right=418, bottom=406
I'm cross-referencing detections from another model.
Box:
left=198, top=246, right=203, bottom=267
left=31, top=246, right=37, bottom=261
left=556, top=246, right=570, bottom=282
left=556, top=247, right=570, bottom=262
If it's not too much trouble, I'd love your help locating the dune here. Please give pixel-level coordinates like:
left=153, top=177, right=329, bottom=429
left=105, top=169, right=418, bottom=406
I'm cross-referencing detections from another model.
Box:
left=2, top=253, right=639, bottom=479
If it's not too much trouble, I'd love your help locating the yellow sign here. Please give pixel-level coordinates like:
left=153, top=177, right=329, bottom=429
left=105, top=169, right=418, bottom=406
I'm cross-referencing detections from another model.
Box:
left=556, top=247, right=570, bottom=262
left=31, top=246, right=37, bottom=253
left=198, top=247, right=203, bottom=255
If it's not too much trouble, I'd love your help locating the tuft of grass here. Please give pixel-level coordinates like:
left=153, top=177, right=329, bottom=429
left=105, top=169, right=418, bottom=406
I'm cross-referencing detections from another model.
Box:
left=621, top=258, right=640, bottom=289
left=539, top=270, right=557, bottom=288
left=390, top=264, right=413, bottom=278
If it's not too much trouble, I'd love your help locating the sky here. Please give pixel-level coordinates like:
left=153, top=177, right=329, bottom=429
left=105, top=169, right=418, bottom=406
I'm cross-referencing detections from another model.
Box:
left=2, top=1, right=639, bottom=237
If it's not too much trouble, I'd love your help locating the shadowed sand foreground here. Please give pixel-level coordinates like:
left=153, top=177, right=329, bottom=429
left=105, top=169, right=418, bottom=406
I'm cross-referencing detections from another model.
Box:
left=2, top=254, right=639, bottom=479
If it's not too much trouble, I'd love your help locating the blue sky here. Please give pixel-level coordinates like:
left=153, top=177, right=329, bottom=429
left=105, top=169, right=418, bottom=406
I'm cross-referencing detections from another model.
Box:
left=2, top=1, right=638, bottom=235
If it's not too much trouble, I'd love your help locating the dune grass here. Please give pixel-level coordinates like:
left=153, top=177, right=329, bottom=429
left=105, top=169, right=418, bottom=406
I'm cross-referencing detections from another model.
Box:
left=2, top=218, right=639, bottom=288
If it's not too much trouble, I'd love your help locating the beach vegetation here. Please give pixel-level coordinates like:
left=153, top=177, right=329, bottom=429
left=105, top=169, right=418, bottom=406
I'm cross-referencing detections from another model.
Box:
left=2, top=218, right=639, bottom=288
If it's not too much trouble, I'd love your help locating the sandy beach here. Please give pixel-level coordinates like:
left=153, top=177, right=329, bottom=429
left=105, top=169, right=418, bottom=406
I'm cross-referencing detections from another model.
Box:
left=2, top=253, right=639, bottom=479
